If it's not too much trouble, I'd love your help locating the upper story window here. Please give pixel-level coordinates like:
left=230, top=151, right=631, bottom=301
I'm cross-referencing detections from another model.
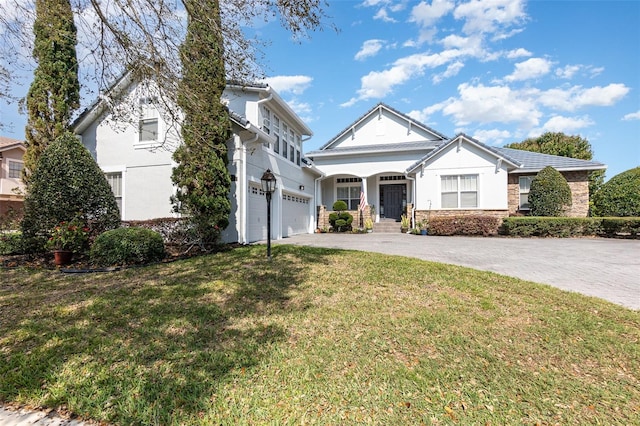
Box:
left=260, top=106, right=302, bottom=166
left=262, top=107, right=271, bottom=148
left=8, top=160, right=23, bottom=179
left=441, top=174, right=478, bottom=208
left=138, top=97, right=159, bottom=143
left=519, top=176, right=534, bottom=210
left=273, top=116, right=280, bottom=154
left=282, top=123, right=289, bottom=158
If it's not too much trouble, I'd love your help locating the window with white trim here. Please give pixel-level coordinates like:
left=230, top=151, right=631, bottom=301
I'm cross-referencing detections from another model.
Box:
left=282, top=123, right=288, bottom=158
left=441, top=175, right=478, bottom=208
left=262, top=107, right=271, bottom=148
left=519, top=176, right=534, bottom=210
left=8, top=160, right=23, bottom=179
left=105, top=172, right=123, bottom=214
left=336, top=178, right=362, bottom=210
left=138, top=97, right=159, bottom=143
left=295, top=134, right=301, bottom=166
left=273, top=116, right=280, bottom=154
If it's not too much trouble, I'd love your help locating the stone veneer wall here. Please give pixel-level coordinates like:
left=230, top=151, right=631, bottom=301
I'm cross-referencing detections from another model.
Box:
left=508, top=170, right=590, bottom=217
left=412, top=209, right=509, bottom=224
left=317, top=205, right=373, bottom=229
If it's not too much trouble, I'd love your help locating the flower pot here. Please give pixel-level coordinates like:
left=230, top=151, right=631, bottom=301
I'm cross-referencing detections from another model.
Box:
left=421, top=229, right=428, bottom=235
left=401, top=227, right=408, bottom=233
left=53, top=250, right=73, bottom=266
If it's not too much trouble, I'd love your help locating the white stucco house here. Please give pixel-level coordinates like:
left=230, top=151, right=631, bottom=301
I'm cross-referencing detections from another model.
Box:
left=74, top=79, right=605, bottom=241
left=305, top=103, right=606, bottom=227
left=73, top=75, right=321, bottom=244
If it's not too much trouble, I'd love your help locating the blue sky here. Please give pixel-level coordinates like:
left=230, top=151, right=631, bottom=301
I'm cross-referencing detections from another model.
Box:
left=255, top=0, right=640, bottom=179
left=2, top=0, right=638, bottom=179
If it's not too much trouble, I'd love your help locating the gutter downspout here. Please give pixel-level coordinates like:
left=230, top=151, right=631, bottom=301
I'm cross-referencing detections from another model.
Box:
left=405, top=172, right=416, bottom=229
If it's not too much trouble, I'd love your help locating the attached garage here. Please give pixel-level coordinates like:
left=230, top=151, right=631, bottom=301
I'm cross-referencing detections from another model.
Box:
left=281, top=192, right=311, bottom=237
left=247, top=183, right=268, bottom=243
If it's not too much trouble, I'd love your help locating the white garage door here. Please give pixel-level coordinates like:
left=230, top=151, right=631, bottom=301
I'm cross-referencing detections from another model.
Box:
left=282, top=192, right=310, bottom=237
left=247, top=184, right=268, bottom=243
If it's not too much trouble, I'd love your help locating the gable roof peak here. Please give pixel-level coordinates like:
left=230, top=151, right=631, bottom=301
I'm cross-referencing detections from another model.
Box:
left=319, top=102, right=449, bottom=150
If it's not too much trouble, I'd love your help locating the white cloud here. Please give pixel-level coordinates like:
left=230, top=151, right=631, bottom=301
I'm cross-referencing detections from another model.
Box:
left=409, top=0, right=455, bottom=27
left=506, top=48, right=532, bottom=59
left=408, top=0, right=455, bottom=44
left=441, top=83, right=542, bottom=128
left=342, top=49, right=465, bottom=106
left=262, top=75, right=312, bottom=95
left=407, top=102, right=447, bottom=123
left=504, top=57, right=552, bottom=82
left=555, top=65, right=581, bottom=79
left=374, top=8, right=397, bottom=22
left=454, top=0, right=527, bottom=36
left=286, top=99, right=315, bottom=122
left=541, top=115, right=594, bottom=132
left=433, top=61, right=464, bottom=84
left=623, top=110, right=640, bottom=121
left=472, top=128, right=512, bottom=145
left=355, top=39, right=385, bottom=61
left=538, top=83, right=630, bottom=111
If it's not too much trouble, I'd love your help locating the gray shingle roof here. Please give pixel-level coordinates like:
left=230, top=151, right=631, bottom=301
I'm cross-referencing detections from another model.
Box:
left=496, top=147, right=606, bottom=172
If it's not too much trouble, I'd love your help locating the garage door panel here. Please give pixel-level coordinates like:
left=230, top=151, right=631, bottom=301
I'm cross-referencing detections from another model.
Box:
left=248, top=184, right=267, bottom=243
left=282, top=193, right=310, bottom=237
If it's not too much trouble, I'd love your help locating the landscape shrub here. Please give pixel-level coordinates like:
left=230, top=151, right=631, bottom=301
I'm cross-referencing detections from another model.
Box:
left=529, top=166, right=572, bottom=216
left=21, top=132, right=120, bottom=252
left=90, top=227, right=165, bottom=266
left=592, top=167, right=640, bottom=217
left=329, top=200, right=353, bottom=232
left=428, top=215, right=502, bottom=236
left=501, top=217, right=639, bottom=238
left=122, top=218, right=189, bottom=245
left=0, top=232, right=24, bottom=255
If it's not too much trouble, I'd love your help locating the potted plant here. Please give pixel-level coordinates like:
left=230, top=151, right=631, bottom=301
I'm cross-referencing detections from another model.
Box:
left=47, top=218, right=90, bottom=265
left=364, top=218, right=374, bottom=233
left=400, top=214, right=410, bottom=233
left=419, top=220, right=428, bottom=235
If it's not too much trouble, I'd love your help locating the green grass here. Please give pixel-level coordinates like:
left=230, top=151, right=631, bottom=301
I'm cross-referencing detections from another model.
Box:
left=1, top=245, right=638, bottom=425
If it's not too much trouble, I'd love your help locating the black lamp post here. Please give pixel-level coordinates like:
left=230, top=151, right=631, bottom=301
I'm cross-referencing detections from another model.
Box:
left=260, top=169, right=277, bottom=260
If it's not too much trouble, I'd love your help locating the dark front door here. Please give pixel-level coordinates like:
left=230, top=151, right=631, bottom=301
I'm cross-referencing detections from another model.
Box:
left=381, top=184, right=405, bottom=220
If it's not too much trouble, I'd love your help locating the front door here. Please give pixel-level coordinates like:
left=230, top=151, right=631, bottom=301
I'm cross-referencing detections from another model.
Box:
left=380, top=184, right=405, bottom=220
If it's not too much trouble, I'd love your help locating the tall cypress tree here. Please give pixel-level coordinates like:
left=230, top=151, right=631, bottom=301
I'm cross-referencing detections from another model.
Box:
left=23, top=0, right=80, bottom=183
left=171, top=1, right=232, bottom=248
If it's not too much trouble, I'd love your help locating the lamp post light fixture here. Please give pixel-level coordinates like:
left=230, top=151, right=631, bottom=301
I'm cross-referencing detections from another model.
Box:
left=260, top=168, right=277, bottom=260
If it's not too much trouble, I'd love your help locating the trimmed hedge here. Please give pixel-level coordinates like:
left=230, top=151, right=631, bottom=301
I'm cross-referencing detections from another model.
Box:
left=501, top=217, right=640, bottom=238
left=122, top=218, right=189, bottom=245
left=0, top=232, right=24, bottom=255
left=592, top=167, right=640, bottom=217
left=428, top=215, right=502, bottom=236
left=90, top=227, right=166, bottom=266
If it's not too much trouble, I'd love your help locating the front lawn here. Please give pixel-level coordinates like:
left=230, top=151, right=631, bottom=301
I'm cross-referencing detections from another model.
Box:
left=1, top=245, right=638, bottom=425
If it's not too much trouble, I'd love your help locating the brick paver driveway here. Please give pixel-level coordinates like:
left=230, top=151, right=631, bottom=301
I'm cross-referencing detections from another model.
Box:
left=279, top=233, right=640, bottom=310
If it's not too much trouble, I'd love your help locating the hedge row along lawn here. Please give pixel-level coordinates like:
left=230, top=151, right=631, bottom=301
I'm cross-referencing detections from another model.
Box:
left=1, top=245, right=638, bottom=425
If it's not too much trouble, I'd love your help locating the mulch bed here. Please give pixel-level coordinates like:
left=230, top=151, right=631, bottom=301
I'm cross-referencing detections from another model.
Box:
left=0, top=244, right=236, bottom=272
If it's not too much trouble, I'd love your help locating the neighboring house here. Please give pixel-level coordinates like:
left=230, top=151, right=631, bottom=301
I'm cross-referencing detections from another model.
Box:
left=305, top=103, right=606, bottom=227
left=0, top=136, right=26, bottom=218
left=73, top=75, right=321, bottom=244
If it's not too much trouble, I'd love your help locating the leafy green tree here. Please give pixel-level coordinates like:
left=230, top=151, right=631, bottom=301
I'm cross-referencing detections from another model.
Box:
left=592, top=167, right=640, bottom=217
left=171, top=1, right=232, bottom=248
left=21, top=132, right=120, bottom=252
left=23, top=0, right=80, bottom=183
left=505, top=132, right=604, bottom=207
left=529, top=166, right=573, bottom=217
